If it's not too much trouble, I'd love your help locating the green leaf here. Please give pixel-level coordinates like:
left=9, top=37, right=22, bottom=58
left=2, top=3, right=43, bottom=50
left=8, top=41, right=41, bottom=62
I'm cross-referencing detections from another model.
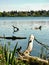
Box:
left=11, top=43, right=18, bottom=64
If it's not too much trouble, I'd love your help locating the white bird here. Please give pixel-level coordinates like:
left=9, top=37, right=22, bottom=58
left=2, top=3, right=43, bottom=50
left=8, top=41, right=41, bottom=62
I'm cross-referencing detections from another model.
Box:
left=23, top=34, right=34, bottom=56
left=17, top=34, right=34, bottom=57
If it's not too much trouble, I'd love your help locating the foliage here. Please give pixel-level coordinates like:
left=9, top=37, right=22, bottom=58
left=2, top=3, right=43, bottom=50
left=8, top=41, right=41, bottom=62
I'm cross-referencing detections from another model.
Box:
left=40, top=46, right=47, bottom=60
left=0, top=43, right=29, bottom=65
left=0, top=42, right=48, bottom=65
left=0, top=10, right=49, bottom=17
left=3, top=43, right=18, bottom=65
left=0, top=43, right=17, bottom=65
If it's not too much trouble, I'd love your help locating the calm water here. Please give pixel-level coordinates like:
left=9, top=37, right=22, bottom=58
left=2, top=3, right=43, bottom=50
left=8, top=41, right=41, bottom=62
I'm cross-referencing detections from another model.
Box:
left=0, top=17, right=49, bottom=56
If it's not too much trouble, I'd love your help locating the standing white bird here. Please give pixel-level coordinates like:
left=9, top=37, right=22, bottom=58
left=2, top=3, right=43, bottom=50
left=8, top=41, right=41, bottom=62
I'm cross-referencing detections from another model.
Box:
left=23, top=34, right=34, bottom=56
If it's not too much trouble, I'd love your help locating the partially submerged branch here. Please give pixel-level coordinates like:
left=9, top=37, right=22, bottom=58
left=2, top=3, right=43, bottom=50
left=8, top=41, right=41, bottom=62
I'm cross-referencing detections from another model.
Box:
left=34, top=38, right=49, bottom=50
left=0, top=36, right=26, bottom=40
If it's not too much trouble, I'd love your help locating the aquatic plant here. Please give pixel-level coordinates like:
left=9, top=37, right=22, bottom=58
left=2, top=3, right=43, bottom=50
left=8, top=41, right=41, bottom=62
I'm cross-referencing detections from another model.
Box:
left=40, top=46, right=46, bottom=59
left=0, top=43, right=29, bottom=65
left=3, top=43, right=18, bottom=65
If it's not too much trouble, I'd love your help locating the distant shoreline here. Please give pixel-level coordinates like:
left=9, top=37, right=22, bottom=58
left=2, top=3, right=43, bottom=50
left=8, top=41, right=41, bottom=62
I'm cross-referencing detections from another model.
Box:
left=0, top=10, right=49, bottom=17
left=0, top=16, right=49, bottom=17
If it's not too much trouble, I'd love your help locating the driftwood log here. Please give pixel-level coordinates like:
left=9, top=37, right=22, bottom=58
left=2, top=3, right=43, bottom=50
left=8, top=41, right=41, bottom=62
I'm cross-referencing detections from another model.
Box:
left=17, top=56, right=48, bottom=65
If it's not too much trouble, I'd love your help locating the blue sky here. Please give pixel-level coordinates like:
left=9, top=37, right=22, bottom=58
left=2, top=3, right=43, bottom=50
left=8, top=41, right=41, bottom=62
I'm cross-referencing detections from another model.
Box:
left=0, top=0, right=49, bottom=11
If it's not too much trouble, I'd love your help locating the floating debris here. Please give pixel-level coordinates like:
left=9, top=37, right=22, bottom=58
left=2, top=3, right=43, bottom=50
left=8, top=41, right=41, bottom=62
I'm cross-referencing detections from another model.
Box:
left=12, top=25, right=19, bottom=33
left=34, top=26, right=42, bottom=30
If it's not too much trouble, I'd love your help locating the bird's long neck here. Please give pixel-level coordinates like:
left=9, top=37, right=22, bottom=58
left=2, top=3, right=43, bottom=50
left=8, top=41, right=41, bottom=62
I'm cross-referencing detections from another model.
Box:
left=27, top=39, right=34, bottom=52
left=23, top=35, right=34, bottom=56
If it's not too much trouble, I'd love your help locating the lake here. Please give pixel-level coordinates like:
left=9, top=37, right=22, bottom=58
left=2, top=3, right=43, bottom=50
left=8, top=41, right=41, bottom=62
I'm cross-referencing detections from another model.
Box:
left=0, top=17, right=49, bottom=57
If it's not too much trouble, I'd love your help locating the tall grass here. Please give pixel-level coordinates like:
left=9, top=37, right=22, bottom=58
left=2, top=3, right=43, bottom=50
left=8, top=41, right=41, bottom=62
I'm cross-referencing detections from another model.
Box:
left=0, top=43, right=29, bottom=65
left=3, top=43, right=18, bottom=65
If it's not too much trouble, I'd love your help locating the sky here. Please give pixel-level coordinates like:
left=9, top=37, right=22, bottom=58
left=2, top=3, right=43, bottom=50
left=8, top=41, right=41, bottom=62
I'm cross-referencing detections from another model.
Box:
left=0, top=0, right=49, bottom=11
